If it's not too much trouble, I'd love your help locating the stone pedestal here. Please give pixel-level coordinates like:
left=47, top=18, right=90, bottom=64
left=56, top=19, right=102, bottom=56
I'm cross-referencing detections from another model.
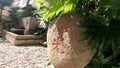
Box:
left=4, top=30, right=43, bottom=45
left=47, top=13, right=95, bottom=68
left=10, top=28, right=24, bottom=35
left=22, top=17, right=39, bottom=34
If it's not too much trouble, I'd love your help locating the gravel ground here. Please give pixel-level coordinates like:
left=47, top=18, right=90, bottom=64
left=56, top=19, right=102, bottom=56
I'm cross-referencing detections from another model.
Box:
left=0, top=38, right=49, bottom=68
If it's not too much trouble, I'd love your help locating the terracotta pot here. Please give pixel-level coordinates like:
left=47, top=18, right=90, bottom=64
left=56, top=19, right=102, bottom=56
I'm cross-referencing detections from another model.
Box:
left=47, top=13, right=95, bottom=68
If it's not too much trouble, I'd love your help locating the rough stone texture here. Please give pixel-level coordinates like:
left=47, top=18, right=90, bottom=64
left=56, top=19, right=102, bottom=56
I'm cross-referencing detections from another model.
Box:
left=22, top=17, right=39, bottom=31
left=0, top=38, right=49, bottom=68
left=10, top=28, right=24, bottom=35
left=47, top=13, right=95, bottom=68
left=46, top=64, right=55, bottom=68
left=4, top=30, right=43, bottom=45
left=20, top=17, right=39, bottom=34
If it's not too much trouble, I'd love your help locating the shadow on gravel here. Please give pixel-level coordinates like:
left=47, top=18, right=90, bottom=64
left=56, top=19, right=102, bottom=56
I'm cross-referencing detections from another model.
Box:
left=15, top=43, right=47, bottom=48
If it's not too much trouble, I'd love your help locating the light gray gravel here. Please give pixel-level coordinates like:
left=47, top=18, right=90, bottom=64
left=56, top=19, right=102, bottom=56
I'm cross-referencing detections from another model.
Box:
left=0, top=38, right=49, bottom=68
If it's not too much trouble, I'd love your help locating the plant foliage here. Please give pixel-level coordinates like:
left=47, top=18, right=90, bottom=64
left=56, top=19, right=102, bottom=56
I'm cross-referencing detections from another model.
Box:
left=36, top=0, right=81, bottom=19
left=9, top=7, right=23, bottom=23
left=105, top=0, right=120, bottom=9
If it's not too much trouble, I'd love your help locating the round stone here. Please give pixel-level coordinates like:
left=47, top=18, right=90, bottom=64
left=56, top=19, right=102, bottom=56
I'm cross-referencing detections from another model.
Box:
left=47, top=13, right=95, bottom=68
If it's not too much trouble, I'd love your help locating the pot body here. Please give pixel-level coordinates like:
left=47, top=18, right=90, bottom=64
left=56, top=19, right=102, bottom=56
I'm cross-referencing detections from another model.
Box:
left=47, top=13, right=95, bottom=68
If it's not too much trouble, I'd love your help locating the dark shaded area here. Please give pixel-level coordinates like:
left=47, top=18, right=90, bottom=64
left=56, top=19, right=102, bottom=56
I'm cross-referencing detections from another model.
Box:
left=22, top=4, right=36, bottom=17
left=15, top=43, right=47, bottom=48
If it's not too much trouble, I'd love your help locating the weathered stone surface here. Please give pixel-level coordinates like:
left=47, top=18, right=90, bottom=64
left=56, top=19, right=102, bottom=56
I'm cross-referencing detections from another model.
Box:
left=22, top=17, right=39, bottom=31
left=4, top=30, right=43, bottom=45
left=21, top=17, right=39, bottom=34
left=46, top=64, right=55, bottom=68
left=47, top=13, right=95, bottom=68
left=10, top=28, right=24, bottom=35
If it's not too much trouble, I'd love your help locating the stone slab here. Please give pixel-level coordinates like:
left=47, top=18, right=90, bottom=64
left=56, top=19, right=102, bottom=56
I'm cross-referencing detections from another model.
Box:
left=4, top=30, right=43, bottom=45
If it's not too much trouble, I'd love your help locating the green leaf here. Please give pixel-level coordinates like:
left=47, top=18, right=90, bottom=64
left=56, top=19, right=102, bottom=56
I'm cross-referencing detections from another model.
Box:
left=98, top=30, right=107, bottom=55
left=36, top=0, right=79, bottom=19
left=90, top=36, right=99, bottom=51
left=105, top=0, right=120, bottom=9
left=80, top=30, right=92, bottom=41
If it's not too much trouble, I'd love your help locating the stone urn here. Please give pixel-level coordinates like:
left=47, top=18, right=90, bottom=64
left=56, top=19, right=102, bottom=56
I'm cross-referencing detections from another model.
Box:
left=47, top=13, right=95, bottom=68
